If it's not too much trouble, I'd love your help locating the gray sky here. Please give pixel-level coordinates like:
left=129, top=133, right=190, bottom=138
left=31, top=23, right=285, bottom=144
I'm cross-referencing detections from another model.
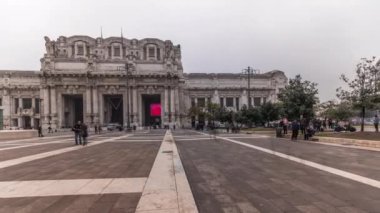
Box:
left=1, top=0, right=379, bottom=101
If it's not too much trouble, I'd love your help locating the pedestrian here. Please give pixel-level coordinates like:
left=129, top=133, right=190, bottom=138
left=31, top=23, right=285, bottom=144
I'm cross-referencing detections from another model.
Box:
left=283, top=117, right=288, bottom=135
left=94, top=125, right=98, bottom=134
left=291, top=120, right=300, bottom=141
left=38, top=125, right=43, bottom=137
left=374, top=115, right=379, bottom=133
left=72, top=121, right=82, bottom=145
left=81, top=123, right=88, bottom=146
left=300, top=119, right=305, bottom=135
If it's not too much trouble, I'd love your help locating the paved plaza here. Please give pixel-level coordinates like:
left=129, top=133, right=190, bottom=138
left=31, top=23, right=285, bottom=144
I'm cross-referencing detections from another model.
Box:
left=0, top=129, right=379, bottom=212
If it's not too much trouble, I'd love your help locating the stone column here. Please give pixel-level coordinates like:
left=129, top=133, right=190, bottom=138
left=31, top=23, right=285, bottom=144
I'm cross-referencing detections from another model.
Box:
left=86, top=86, right=92, bottom=121
left=212, top=90, right=219, bottom=104
left=31, top=96, right=35, bottom=128
left=164, top=87, right=169, bottom=123
left=132, top=87, right=138, bottom=125
left=123, top=88, right=128, bottom=127
left=18, top=97, right=22, bottom=128
left=86, top=87, right=91, bottom=116
left=99, top=92, right=104, bottom=126
left=51, top=87, right=58, bottom=129
left=194, top=98, right=198, bottom=123
left=32, top=97, right=36, bottom=111
left=2, top=91, right=11, bottom=129
left=43, top=86, right=50, bottom=123
left=138, top=92, right=143, bottom=127
left=129, top=86, right=133, bottom=123
left=57, top=93, right=63, bottom=128
left=241, top=90, right=248, bottom=107
left=93, top=86, right=99, bottom=124
left=170, top=87, right=175, bottom=122
left=174, top=87, right=180, bottom=123
left=18, top=97, right=22, bottom=112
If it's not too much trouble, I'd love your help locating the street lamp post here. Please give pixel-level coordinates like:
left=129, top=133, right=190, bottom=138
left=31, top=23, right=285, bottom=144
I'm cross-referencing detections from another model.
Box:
left=243, top=66, right=260, bottom=108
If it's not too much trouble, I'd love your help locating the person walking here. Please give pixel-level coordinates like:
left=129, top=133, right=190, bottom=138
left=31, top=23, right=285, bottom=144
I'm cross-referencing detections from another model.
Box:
left=94, top=124, right=98, bottom=134
left=283, top=117, right=289, bottom=135
left=81, top=123, right=88, bottom=146
left=291, top=120, right=300, bottom=141
left=374, top=115, right=379, bottom=133
left=38, top=125, right=43, bottom=137
left=72, top=121, right=82, bottom=145
left=48, top=126, right=53, bottom=133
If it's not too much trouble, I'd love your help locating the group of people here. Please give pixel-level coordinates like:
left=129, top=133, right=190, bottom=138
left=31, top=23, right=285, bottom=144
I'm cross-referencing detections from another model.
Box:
left=94, top=124, right=102, bottom=134
left=279, top=118, right=315, bottom=141
left=72, top=121, right=88, bottom=146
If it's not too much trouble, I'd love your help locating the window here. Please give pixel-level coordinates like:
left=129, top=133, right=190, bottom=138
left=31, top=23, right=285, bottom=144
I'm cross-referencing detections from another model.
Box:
left=191, top=98, right=195, bottom=107
left=14, top=98, right=19, bottom=113
left=114, top=46, right=120, bottom=57
left=254, top=97, right=261, bottom=106
left=108, top=47, right=112, bottom=57
left=235, top=97, right=239, bottom=110
left=263, top=97, right=267, bottom=104
left=22, top=98, right=32, bottom=109
left=35, top=98, right=40, bottom=113
left=77, top=45, right=84, bottom=56
left=220, top=98, right=224, bottom=107
left=157, top=48, right=161, bottom=60
left=197, top=98, right=205, bottom=107
left=226, top=98, right=234, bottom=107
left=148, top=47, right=155, bottom=58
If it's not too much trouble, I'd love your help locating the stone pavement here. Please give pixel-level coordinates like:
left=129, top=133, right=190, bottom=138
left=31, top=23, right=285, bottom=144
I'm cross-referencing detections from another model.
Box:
left=0, top=130, right=164, bottom=212
left=173, top=130, right=380, bottom=213
left=0, top=129, right=379, bottom=212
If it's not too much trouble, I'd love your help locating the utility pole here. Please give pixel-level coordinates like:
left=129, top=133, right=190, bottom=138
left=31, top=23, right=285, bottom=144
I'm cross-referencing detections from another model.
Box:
left=243, top=66, right=259, bottom=108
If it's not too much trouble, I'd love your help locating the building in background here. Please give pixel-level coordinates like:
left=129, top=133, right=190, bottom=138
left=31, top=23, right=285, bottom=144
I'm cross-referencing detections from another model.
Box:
left=0, top=35, right=287, bottom=130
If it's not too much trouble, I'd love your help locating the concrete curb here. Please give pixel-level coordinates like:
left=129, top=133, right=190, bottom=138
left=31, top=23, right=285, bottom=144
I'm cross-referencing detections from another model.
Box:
left=315, top=136, right=380, bottom=148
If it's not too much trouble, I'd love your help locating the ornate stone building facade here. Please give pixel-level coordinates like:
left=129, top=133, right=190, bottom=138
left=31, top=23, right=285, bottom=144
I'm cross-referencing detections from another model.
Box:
left=0, top=35, right=287, bottom=130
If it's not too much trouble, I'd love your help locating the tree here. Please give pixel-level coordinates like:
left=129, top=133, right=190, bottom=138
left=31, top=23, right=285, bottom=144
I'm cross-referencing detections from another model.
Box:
left=187, top=106, right=203, bottom=119
left=277, top=75, right=319, bottom=121
left=205, top=102, right=221, bottom=125
left=260, top=102, right=282, bottom=125
left=215, top=106, right=233, bottom=124
left=234, top=105, right=262, bottom=127
left=323, top=102, right=355, bottom=122
left=337, top=57, right=380, bottom=131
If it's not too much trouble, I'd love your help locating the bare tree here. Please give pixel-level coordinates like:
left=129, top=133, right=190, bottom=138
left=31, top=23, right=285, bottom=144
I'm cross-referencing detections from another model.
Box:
left=337, top=57, right=380, bottom=132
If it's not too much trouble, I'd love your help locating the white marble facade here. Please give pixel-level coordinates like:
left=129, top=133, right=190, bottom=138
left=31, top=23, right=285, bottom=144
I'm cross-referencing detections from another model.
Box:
left=0, top=35, right=287, bottom=130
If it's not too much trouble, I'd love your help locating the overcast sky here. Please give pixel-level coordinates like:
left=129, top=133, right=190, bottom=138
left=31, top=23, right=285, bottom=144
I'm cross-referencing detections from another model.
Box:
left=1, top=0, right=379, bottom=101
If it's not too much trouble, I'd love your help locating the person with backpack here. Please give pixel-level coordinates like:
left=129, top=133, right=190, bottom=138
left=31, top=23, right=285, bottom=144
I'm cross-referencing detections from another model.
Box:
left=72, top=121, right=82, bottom=145
left=37, top=125, right=43, bottom=137
left=291, top=120, right=300, bottom=141
left=81, top=123, right=88, bottom=146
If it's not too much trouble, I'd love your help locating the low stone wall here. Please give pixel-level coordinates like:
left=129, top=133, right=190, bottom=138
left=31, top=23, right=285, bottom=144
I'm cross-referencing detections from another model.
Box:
left=315, top=136, right=380, bottom=148
left=0, top=130, right=38, bottom=140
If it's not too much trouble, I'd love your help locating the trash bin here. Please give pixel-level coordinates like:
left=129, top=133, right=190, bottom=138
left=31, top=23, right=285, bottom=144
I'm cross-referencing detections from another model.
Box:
left=276, top=127, right=283, bottom=138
